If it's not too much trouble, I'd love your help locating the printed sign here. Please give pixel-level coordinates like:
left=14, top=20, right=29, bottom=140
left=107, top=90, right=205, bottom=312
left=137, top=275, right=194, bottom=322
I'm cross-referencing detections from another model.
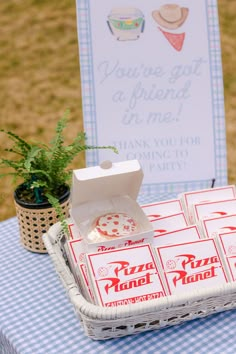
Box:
left=76, top=0, right=226, bottom=200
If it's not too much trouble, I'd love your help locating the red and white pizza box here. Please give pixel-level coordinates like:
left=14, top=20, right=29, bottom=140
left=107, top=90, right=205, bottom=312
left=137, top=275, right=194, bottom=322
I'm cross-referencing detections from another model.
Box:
left=76, top=263, right=95, bottom=303
left=67, top=238, right=86, bottom=266
left=68, top=223, right=81, bottom=240
left=86, top=244, right=167, bottom=307
left=178, top=185, right=236, bottom=224
left=63, top=238, right=86, bottom=283
left=70, top=160, right=153, bottom=251
left=155, top=239, right=228, bottom=296
left=191, top=198, right=236, bottom=224
left=64, top=238, right=95, bottom=302
left=151, top=212, right=188, bottom=237
left=201, top=214, right=236, bottom=238
left=141, top=199, right=183, bottom=221
left=153, top=225, right=202, bottom=248
left=216, top=231, right=236, bottom=282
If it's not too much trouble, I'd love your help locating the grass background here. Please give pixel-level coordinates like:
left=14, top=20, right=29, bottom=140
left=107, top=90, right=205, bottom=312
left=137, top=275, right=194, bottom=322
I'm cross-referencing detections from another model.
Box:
left=0, top=0, right=235, bottom=221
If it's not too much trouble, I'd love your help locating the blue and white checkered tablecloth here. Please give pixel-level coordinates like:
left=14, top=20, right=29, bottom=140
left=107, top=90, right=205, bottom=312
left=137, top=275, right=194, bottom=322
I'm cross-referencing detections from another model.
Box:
left=1, top=217, right=236, bottom=354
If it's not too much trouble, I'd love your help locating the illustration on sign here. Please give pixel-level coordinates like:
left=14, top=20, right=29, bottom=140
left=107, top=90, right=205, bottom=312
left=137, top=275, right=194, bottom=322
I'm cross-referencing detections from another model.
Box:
left=152, top=4, right=189, bottom=51
left=107, top=8, right=145, bottom=41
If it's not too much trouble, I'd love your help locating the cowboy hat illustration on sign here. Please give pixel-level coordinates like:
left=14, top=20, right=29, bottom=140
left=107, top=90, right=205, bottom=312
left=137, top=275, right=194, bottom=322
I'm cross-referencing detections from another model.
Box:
left=107, top=8, right=145, bottom=41
left=152, top=4, right=189, bottom=51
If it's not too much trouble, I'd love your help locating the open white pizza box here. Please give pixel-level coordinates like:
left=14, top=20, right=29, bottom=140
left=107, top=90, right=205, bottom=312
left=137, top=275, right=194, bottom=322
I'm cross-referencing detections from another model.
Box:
left=70, top=159, right=154, bottom=252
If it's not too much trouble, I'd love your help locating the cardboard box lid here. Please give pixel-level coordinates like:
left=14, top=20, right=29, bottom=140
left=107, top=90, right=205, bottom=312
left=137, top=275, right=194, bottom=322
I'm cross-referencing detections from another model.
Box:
left=71, top=159, right=143, bottom=207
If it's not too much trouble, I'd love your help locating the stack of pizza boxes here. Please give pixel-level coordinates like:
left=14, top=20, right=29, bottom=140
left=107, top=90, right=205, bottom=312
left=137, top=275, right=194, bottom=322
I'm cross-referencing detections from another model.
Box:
left=142, top=189, right=228, bottom=297
left=165, top=185, right=236, bottom=295
left=180, top=185, right=236, bottom=286
left=68, top=160, right=166, bottom=306
left=178, top=185, right=236, bottom=236
left=64, top=162, right=236, bottom=306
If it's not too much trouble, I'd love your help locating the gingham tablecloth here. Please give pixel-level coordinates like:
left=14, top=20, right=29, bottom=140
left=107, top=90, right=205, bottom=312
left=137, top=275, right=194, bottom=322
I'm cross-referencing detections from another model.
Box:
left=1, top=217, right=236, bottom=354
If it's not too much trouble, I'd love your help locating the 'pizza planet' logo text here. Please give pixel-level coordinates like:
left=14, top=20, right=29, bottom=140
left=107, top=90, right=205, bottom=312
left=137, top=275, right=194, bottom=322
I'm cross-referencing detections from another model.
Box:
left=166, top=254, right=219, bottom=287
left=98, top=261, right=156, bottom=294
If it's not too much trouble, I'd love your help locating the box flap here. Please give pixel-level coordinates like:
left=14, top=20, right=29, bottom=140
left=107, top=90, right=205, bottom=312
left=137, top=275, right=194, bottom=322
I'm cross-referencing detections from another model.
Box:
left=71, top=160, right=143, bottom=207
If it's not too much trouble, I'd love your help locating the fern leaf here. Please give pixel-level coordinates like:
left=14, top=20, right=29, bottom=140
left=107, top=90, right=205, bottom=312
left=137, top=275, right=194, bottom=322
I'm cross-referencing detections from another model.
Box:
left=24, top=146, right=42, bottom=170
left=0, top=158, right=24, bottom=170
left=0, top=130, right=31, bottom=155
left=50, top=110, right=70, bottom=154
left=4, top=148, right=25, bottom=157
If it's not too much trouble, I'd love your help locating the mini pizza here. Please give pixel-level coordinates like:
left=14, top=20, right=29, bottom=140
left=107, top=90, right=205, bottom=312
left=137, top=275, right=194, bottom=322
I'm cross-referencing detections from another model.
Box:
left=94, top=212, right=138, bottom=238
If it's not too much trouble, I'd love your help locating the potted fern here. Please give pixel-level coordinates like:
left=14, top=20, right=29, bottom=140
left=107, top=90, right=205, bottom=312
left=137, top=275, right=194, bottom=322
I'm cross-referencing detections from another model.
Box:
left=0, top=110, right=117, bottom=253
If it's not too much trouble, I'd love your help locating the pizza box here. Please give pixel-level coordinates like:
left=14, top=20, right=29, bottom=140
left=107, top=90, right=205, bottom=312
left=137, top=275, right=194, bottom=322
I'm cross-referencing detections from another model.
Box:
left=63, top=237, right=94, bottom=302
left=70, top=160, right=153, bottom=251
left=191, top=198, right=236, bottom=224
left=150, top=212, right=188, bottom=237
left=155, top=239, right=228, bottom=296
left=67, top=238, right=86, bottom=266
left=201, top=214, right=236, bottom=238
left=63, top=237, right=85, bottom=283
left=216, top=231, right=236, bottom=282
left=152, top=225, right=202, bottom=248
left=178, top=185, right=236, bottom=224
left=68, top=223, right=81, bottom=240
left=141, top=199, right=183, bottom=221
left=76, top=262, right=95, bottom=303
left=86, top=244, right=167, bottom=307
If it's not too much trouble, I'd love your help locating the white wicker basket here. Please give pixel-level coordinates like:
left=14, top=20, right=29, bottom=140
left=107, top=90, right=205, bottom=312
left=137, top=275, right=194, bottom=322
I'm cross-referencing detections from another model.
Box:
left=43, top=222, right=236, bottom=340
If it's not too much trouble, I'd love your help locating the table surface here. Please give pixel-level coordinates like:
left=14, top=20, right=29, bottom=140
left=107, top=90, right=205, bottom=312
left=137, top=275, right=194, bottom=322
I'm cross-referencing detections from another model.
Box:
left=1, top=217, right=236, bottom=354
